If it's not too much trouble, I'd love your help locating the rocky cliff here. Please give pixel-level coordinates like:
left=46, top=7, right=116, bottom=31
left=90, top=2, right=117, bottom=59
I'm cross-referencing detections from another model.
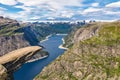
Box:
left=0, top=17, right=43, bottom=56
left=0, top=46, right=42, bottom=80
left=0, top=34, right=29, bottom=56
left=34, top=22, right=120, bottom=80
left=0, top=17, right=49, bottom=80
left=0, top=17, right=29, bottom=56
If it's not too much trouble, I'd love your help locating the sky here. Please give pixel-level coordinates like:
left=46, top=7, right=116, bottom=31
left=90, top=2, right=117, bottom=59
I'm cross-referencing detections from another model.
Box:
left=0, top=0, right=120, bottom=22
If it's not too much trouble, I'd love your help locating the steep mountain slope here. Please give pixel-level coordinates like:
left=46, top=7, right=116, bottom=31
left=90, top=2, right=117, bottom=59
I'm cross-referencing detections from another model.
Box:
left=0, top=17, right=50, bottom=56
left=34, top=22, right=120, bottom=80
left=0, top=17, right=30, bottom=56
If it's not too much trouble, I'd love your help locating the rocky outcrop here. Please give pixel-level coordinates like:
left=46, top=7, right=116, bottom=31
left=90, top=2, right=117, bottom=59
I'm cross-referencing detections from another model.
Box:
left=74, top=23, right=99, bottom=42
left=34, top=22, right=120, bottom=80
left=0, top=34, right=29, bottom=56
left=0, top=16, right=41, bottom=56
left=0, top=46, right=42, bottom=80
left=63, top=23, right=100, bottom=48
left=0, top=17, right=19, bottom=27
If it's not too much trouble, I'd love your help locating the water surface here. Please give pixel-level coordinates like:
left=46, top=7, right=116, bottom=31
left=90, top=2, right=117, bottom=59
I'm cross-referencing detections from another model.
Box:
left=14, top=34, right=66, bottom=80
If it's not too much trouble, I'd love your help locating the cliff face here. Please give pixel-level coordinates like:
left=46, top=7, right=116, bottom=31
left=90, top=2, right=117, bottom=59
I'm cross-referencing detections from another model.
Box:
left=0, top=34, right=29, bottom=56
left=0, top=17, right=42, bottom=56
left=74, top=23, right=99, bottom=42
left=34, top=22, right=120, bottom=80
left=0, top=17, right=29, bottom=56
left=0, top=17, right=49, bottom=80
left=63, top=23, right=99, bottom=48
left=0, top=46, right=42, bottom=80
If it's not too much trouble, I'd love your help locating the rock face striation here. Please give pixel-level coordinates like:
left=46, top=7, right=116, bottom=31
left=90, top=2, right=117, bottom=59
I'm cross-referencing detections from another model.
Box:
left=0, top=46, right=42, bottom=80
left=34, top=22, right=120, bottom=80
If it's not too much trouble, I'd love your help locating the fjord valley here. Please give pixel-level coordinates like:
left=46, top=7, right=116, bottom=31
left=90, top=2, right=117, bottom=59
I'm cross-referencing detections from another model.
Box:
left=0, top=0, right=120, bottom=79
left=0, top=16, right=48, bottom=80
left=0, top=16, right=85, bottom=80
left=35, top=21, right=120, bottom=80
left=0, top=16, right=120, bottom=80
left=0, top=16, right=84, bottom=55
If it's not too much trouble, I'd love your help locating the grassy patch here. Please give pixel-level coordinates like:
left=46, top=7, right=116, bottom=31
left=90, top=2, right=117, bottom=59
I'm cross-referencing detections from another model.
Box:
left=0, top=26, right=22, bottom=36
left=88, top=53, right=120, bottom=77
left=83, top=22, right=120, bottom=46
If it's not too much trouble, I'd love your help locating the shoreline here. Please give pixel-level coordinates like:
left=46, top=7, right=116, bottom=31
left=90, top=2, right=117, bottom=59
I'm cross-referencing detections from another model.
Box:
left=27, top=55, right=48, bottom=63
left=40, top=35, right=52, bottom=43
left=26, top=35, right=51, bottom=63
left=56, top=34, right=68, bottom=36
left=29, top=34, right=67, bottom=63
left=59, top=38, right=68, bottom=50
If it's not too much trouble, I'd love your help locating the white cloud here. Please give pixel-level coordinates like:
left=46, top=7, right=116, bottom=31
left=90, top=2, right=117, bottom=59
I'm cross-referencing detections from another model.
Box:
left=105, top=1, right=120, bottom=7
left=0, top=0, right=17, bottom=5
left=0, top=7, right=7, bottom=11
left=91, top=3, right=99, bottom=7
left=105, top=11, right=120, bottom=15
left=30, top=16, right=41, bottom=20
left=0, top=7, right=7, bottom=16
left=17, top=0, right=46, bottom=6
left=60, top=11, right=74, bottom=18
left=47, top=17, right=55, bottom=20
left=12, top=0, right=83, bottom=21
left=0, top=0, right=119, bottom=21
left=17, top=0, right=82, bottom=7
left=83, top=7, right=102, bottom=14
left=16, top=0, right=83, bottom=12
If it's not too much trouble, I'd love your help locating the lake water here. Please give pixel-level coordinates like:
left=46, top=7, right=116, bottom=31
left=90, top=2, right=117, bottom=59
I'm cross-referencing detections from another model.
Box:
left=14, top=34, right=66, bottom=80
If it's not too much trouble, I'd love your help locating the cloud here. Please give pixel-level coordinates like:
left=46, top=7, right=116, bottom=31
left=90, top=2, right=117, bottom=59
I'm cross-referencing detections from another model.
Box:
left=12, top=0, right=83, bottom=21
left=105, top=1, right=120, bottom=7
left=105, top=11, right=120, bottom=15
left=83, top=7, right=102, bottom=14
left=0, top=7, right=7, bottom=16
left=15, top=0, right=83, bottom=11
left=0, top=0, right=120, bottom=21
left=91, top=3, right=99, bottom=7
left=0, top=7, right=7, bottom=11
left=0, top=0, right=17, bottom=6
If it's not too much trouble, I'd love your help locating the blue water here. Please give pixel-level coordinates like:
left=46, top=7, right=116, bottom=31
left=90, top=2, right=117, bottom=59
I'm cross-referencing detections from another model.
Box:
left=14, top=35, right=66, bottom=80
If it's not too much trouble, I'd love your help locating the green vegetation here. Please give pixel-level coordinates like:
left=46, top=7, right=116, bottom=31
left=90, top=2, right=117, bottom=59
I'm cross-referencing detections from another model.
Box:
left=0, top=17, right=23, bottom=36
left=34, top=22, right=120, bottom=80
left=83, top=22, right=120, bottom=46
left=0, top=25, right=22, bottom=36
left=87, top=53, right=120, bottom=77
